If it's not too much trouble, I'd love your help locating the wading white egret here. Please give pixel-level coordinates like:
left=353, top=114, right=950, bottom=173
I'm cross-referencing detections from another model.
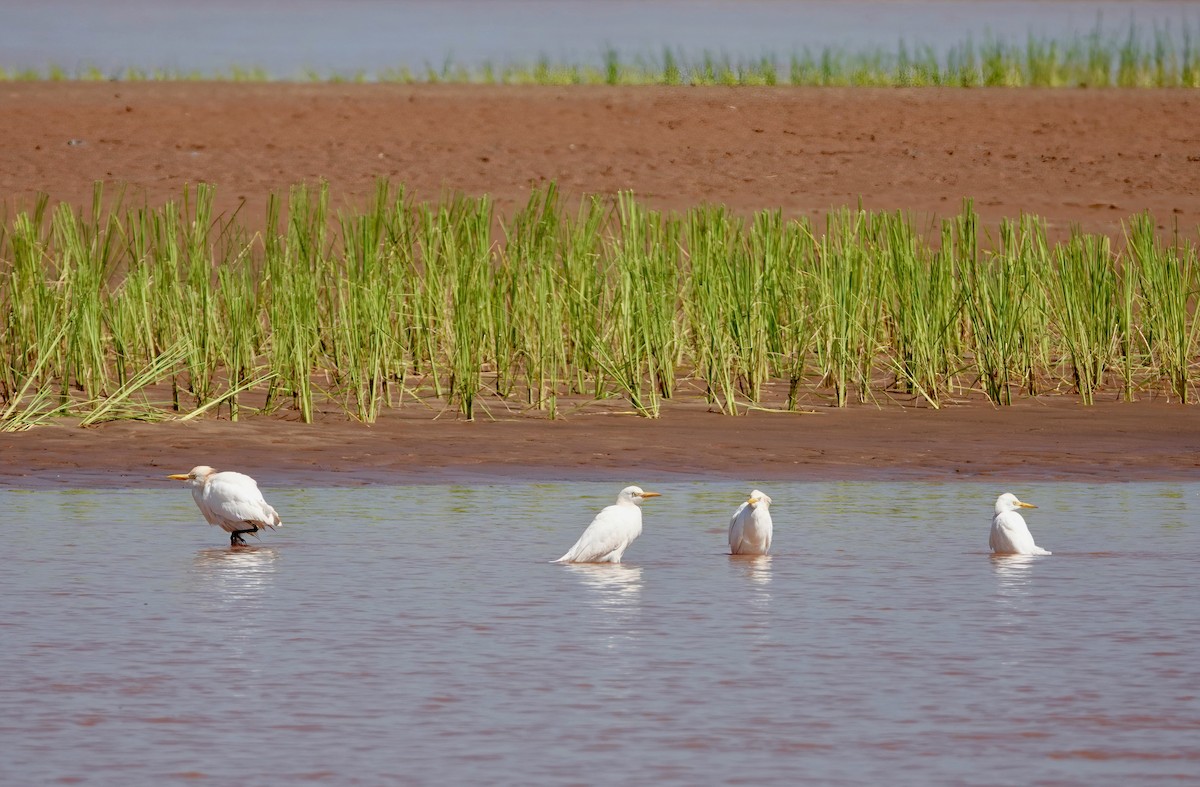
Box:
left=989, top=492, right=1050, bottom=556
left=553, top=486, right=661, bottom=564
left=167, top=466, right=282, bottom=546
left=729, top=489, right=773, bottom=555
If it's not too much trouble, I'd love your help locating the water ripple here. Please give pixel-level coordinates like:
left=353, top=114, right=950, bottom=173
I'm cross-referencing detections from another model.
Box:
left=0, top=481, right=1197, bottom=784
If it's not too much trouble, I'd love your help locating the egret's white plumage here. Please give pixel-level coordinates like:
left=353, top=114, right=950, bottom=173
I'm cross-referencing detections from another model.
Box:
left=729, top=489, right=773, bottom=555
left=168, top=465, right=282, bottom=546
left=989, top=492, right=1050, bottom=555
left=554, top=486, right=661, bottom=564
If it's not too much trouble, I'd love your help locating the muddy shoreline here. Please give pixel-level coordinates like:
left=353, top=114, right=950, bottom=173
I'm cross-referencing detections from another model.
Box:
left=4, top=398, right=1199, bottom=488
left=3, top=83, right=1199, bottom=487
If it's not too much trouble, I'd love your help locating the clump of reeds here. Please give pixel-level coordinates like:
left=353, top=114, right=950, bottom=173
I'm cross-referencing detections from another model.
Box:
left=2, top=181, right=1200, bottom=430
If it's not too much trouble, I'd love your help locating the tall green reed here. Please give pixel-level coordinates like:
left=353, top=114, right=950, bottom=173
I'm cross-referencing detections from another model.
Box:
left=331, top=181, right=412, bottom=422
left=880, top=213, right=960, bottom=408
left=1129, top=214, right=1200, bottom=402
left=2, top=198, right=56, bottom=403
left=53, top=185, right=120, bottom=402
left=426, top=195, right=495, bottom=421
left=811, top=209, right=884, bottom=407
left=1047, top=232, right=1118, bottom=404
left=557, top=196, right=608, bottom=399
left=5, top=181, right=1200, bottom=431
left=684, top=205, right=745, bottom=413
left=597, top=193, right=681, bottom=417
left=958, top=207, right=1034, bottom=405
left=499, top=185, right=570, bottom=415
left=262, top=186, right=325, bottom=422
left=177, top=184, right=221, bottom=407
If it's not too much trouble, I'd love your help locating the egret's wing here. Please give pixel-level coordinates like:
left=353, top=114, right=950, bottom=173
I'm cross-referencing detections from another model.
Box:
left=991, top=511, right=1034, bottom=553
left=988, top=519, right=1006, bottom=552
left=728, top=502, right=750, bottom=552
left=558, top=505, right=635, bottom=563
left=204, top=474, right=282, bottom=529
left=758, top=509, right=773, bottom=553
left=189, top=486, right=222, bottom=527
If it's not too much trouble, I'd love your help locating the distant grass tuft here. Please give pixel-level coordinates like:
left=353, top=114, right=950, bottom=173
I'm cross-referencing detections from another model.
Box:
left=5, top=21, right=1199, bottom=87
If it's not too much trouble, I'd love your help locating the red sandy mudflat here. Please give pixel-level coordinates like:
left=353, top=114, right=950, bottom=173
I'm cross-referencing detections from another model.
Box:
left=2, top=83, right=1198, bottom=486
left=2, top=398, right=1200, bottom=488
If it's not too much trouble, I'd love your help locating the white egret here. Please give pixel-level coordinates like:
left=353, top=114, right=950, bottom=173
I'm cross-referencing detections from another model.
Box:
left=167, top=466, right=282, bottom=546
left=729, top=489, right=773, bottom=555
left=553, top=486, right=661, bottom=564
left=989, top=492, right=1050, bottom=556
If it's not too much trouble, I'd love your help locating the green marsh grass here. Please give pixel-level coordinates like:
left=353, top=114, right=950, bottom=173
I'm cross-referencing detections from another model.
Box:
left=881, top=214, right=960, bottom=408
left=1047, top=232, right=1118, bottom=405
left=0, top=322, right=69, bottom=431
left=4, top=182, right=1200, bottom=430
left=960, top=213, right=1038, bottom=405
left=685, top=205, right=744, bottom=413
left=1128, top=213, right=1200, bottom=402
left=6, top=22, right=1200, bottom=87
left=811, top=209, right=887, bottom=407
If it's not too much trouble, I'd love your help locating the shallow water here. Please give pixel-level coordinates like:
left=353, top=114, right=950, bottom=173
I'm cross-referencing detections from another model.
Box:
left=1, top=480, right=1197, bottom=784
left=4, top=1, right=1198, bottom=77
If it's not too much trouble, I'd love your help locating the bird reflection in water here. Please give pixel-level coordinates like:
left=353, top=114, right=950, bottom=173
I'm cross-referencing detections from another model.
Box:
left=731, top=554, right=773, bottom=587
left=990, top=553, right=1036, bottom=589
left=192, top=546, right=279, bottom=607
left=730, top=554, right=774, bottom=636
left=563, top=563, right=643, bottom=610
left=191, top=547, right=279, bottom=680
left=990, top=553, right=1037, bottom=625
left=564, top=564, right=643, bottom=664
left=988, top=553, right=1040, bottom=671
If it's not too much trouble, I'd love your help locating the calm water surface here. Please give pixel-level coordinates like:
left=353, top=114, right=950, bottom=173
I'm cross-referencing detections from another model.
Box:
left=2, top=1, right=1197, bottom=77
left=1, top=481, right=1197, bottom=785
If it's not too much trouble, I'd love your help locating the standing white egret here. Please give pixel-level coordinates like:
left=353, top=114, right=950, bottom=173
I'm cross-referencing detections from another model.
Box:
left=729, top=489, right=773, bottom=555
left=553, top=486, right=661, bottom=564
left=989, top=492, right=1050, bottom=555
left=167, top=466, right=282, bottom=546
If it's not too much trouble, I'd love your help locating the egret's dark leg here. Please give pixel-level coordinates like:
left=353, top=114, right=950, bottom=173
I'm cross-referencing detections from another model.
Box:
left=230, top=525, right=259, bottom=547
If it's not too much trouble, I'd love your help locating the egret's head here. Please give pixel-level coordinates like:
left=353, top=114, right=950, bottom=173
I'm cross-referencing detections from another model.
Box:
left=167, top=465, right=217, bottom=486
left=995, top=492, right=1036, bottom=514
left=747, top=489, right=772, bottom=509
left=618, top=485, right=661, bottom=505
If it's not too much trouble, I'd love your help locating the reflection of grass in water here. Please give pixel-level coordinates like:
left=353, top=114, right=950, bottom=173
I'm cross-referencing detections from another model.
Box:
left=3, top=181, right=1199, bottom=429
left=4, top=23, right=1200, bottom=87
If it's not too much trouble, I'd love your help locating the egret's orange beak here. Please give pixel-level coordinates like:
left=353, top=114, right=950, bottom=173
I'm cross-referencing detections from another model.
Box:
left=1017, top=501, right=1037, bottom=509
left=641, top=492, right=662, bottom=498
left=166, top=473, right=190, bottom=481
left=747, top=497, right=759, bottom=505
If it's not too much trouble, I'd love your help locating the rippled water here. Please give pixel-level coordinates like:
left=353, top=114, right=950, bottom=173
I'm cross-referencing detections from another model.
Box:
left=1, top=481, right=1198, bottom=784
left=4, top=1, right=1198, bottom=77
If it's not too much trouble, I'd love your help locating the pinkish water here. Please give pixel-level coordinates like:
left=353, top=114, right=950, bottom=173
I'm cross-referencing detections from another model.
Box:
left=1, top=481, right=1197, bottom=784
